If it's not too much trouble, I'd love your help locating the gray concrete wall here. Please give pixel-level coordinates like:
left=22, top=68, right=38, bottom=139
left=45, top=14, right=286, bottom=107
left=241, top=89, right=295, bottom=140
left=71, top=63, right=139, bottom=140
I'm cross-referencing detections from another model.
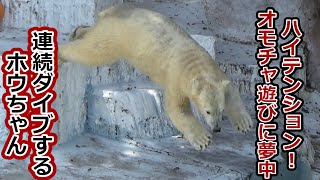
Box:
left=202, top=0, right=320, bottom=91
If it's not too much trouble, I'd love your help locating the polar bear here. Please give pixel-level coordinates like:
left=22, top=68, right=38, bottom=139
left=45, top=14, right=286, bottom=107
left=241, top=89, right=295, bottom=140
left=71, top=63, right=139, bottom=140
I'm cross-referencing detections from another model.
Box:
left=58, top=4, right=253, bottom=150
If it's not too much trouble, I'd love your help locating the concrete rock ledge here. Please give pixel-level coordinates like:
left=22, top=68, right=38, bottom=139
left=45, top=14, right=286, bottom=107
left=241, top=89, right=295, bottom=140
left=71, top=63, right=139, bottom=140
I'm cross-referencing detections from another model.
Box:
left=86, top=83, right=178, bottom=139
left=215, top=38, right=307, bottom=96
left=0, top=124, right=257, bottom=180
left=52, top=63, right=90, bottom=144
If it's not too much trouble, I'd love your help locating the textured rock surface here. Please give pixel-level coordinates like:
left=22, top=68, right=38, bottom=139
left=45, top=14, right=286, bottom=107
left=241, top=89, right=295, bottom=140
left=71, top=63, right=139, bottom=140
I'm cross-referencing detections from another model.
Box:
left=0, top=29, right=90, bottom=144
left=0, top=125, right=258, bottom=180
left=53, top=63, right=90, bottom=144
left=0, top=29, right=28, bottom=142
left=0, top=118, right=318, bottom=179
left=86, top=83, right=178, bottom=139
left=127, top=0, right=211, bottom=36
left=215, top=38, right=307, bottom=96
left=1, top=0, right=123, bottom=34
left=0, top=60, right=7, bottom=142
left=203, top=0, right=320, bottom=92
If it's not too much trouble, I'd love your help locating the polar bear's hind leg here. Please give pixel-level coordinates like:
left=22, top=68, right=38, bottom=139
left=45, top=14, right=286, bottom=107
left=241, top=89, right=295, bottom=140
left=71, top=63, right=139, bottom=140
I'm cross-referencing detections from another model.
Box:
left=59, top=25, right=120, bottom=66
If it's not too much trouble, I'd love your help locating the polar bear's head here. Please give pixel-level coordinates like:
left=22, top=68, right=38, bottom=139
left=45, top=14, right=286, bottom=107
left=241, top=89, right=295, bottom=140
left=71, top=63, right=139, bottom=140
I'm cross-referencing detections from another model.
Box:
left=191, top=77, right=230, bottom=124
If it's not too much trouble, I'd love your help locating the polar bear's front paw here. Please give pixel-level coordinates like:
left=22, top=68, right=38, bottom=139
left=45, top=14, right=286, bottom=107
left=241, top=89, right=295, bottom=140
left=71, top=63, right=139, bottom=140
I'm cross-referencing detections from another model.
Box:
left=232, top=111, right=253, bottom=133
left=184, top=129, right=212, bottom=151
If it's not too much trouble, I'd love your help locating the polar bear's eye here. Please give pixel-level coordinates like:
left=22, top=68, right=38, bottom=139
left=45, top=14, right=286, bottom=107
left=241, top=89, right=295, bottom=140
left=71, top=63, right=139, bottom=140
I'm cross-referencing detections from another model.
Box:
left=206, top=111, right=211, bottom=115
